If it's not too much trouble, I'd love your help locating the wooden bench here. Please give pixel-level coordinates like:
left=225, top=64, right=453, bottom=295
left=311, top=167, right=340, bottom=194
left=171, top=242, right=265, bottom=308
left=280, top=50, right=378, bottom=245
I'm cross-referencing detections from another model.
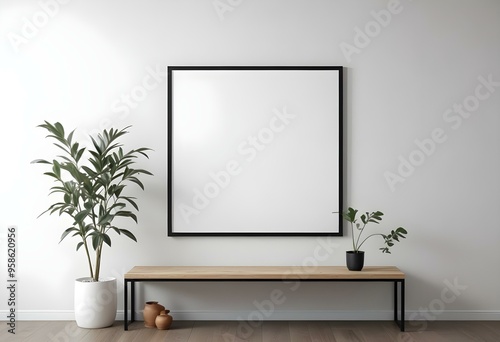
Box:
left=124, top=266, right=405, bottom=331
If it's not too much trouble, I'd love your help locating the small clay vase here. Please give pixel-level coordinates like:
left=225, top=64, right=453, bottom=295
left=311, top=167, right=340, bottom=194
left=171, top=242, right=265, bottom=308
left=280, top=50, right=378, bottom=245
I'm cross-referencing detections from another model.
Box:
left=155, top=309, right=173, bottom=330
left=143, top=301, right=165, bottom=328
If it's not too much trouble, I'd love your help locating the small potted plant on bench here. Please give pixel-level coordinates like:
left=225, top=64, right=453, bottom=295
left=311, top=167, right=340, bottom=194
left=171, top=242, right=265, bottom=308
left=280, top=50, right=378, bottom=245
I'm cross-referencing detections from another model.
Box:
left=342, top=207, right=408, bottom=271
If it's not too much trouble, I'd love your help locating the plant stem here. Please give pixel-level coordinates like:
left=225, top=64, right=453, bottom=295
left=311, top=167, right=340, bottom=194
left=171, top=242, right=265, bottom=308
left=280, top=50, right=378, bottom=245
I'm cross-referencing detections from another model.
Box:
left=350, top=222, right=356, bottom=251
left=357, top=233, right=384, bottom=251
left=94, top=244, right=102, bottom=282
left=82, top=235, right=94, bottom=280
left=354, top=222, right=367, bottom=252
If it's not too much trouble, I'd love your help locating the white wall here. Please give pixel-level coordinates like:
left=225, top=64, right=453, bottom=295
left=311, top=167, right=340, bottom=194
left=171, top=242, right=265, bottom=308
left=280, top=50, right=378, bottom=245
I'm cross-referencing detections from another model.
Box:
left=1, top=0, right=499, bottom=326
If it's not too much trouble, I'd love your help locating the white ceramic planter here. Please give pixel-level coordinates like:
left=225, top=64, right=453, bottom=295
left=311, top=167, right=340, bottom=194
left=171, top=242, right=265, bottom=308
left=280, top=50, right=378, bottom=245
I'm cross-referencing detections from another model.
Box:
left=74, top=277, right=117, bottom=329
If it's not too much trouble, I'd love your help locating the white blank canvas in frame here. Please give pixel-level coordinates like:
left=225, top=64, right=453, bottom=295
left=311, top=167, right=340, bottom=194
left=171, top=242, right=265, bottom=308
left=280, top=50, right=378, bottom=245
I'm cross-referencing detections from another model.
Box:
left=168, top=66, right=343, bottom=236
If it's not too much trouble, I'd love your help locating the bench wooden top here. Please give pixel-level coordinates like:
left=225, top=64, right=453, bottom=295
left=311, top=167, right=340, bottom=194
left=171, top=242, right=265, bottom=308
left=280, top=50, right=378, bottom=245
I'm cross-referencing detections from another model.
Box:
left=125, top=266, right=404, bottom=280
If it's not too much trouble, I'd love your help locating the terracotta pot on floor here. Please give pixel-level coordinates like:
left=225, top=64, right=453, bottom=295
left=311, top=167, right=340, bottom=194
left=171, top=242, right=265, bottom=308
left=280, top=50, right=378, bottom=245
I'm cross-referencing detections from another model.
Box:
left=143, top=301, right=165, bottom=328
left=155, top=310, right=173, bottom=330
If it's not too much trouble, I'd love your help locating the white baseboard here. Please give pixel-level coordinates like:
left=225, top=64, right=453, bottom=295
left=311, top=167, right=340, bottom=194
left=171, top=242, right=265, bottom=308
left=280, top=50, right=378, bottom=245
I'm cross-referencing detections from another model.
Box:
left=3, top=310, right=500, bottom=321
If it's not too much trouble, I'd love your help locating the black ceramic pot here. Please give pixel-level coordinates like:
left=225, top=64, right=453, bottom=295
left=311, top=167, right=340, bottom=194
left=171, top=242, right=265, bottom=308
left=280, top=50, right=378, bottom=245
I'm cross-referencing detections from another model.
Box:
left=346, top=251, right=365, bottom=271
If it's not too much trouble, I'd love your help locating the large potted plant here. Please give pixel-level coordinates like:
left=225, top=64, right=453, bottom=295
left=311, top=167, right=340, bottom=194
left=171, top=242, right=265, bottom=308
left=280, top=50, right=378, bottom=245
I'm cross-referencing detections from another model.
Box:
left=342, top=207, right=408, bottom=271
left=32, top=121, right=152, bottom=328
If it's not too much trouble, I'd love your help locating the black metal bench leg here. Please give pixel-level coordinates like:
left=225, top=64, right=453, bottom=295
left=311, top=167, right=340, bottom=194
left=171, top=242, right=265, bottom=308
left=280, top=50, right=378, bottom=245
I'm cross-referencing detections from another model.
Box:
left=394, top=281, right=398, bottom=323
left=124, top=279, right=136, bottom=330
left=124, top=279, right=128, bottom=330
left=131, top=281, right=136, bottom=323
left=401, top=279, right=405, bottom=332
left=394, top=280, right=405, bottom=332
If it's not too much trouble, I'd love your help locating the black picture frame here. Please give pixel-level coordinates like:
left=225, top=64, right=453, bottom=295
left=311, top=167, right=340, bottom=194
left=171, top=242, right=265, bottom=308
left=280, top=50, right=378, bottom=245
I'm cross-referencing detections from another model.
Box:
left=168, top=66, right=343, bottom=236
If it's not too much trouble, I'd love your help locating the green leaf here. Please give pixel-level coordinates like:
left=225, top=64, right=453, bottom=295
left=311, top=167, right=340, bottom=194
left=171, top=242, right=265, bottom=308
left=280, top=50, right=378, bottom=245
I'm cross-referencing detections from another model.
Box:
left=53, top=143, right=70, bottom=155
left=74, top=210, right=89, bottom=224
left=63, top=193, right=71, bottom=204
left=113, top=185, right=125, bottom=197
left=109, top=202, right=126, bottom=211
left=100, top=172, right=111, bottom=185
left=43, top=172, right=59, bottom=180
left=75, top=147, right=85, bottom=163
left=134, top=168, right=153, bottom=176
left=102, top=233, right=111, bottom=247
left=67, top=129, right=74, bottom=145
left=134, top=147, right=152, bottom=158
left=72, top=191, right=79, bottom=207
left=31, top=159, right=51, bottom=165
left=109, top=226, right=121, bottom=235
left=120, top=229, right=137, bottom=242
left=91, top=233, right=100, bottom=250
left=115, top=211, right=138, bottom=223
left=397, top=227, right=408, bottom=235
left=98, top=213, right=113, bottom=226
left=342, top=207, right=357, bottom=222
left=54, top=122, right=65, bottom=137
left=122, top=196, right=139, bottom=211
left=83, top=223, right=96, bottom=235
left=90, top=136, right=103, bottom=155
left=70, top=141, right=78, bottom=157
left=60, top=163, right=82, bottom=182
left=60, top=227, right=78, bottom=243
left=128, top=177, right=145, bottom=190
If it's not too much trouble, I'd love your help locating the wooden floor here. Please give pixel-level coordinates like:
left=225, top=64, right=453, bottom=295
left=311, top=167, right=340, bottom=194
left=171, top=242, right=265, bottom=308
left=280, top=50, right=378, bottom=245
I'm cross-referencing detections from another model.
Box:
left=2, top=320, right=500, bottom=342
